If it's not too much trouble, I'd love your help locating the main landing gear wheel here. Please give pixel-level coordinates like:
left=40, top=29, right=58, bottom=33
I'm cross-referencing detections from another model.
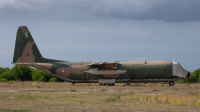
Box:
left=108, top=84, right=115, bottom=86
left=99, top=84, right=106, bottom=86
left=169, top=81, right=174, bottom=86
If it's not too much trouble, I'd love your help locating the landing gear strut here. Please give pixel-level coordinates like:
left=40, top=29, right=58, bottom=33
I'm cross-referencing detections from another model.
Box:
left=169, top=81, right=174, bottom=86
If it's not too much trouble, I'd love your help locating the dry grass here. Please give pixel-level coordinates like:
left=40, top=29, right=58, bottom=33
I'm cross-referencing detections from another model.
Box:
left=0, top=82, right=199, bottom=112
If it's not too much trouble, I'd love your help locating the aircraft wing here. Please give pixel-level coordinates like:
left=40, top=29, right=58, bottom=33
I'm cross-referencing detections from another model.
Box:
left=83, top=62, right=108, bottom=66
left=84, top=62, right=126, bottom=75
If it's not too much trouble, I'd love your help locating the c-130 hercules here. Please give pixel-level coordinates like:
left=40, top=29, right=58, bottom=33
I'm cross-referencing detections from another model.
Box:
left=12, top=26, right=190, bottom=86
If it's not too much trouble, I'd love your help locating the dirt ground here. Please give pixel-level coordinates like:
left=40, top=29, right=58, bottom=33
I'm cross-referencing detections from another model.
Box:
left=0, top=82, right=200, bottom=112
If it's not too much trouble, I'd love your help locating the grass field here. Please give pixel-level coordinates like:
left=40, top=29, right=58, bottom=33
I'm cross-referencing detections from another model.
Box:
left=0, top=82, right=199, bottom=112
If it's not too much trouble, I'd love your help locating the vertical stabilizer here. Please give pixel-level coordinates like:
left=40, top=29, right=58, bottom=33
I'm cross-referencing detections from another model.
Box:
left=12, top=26, right=42, bottom=63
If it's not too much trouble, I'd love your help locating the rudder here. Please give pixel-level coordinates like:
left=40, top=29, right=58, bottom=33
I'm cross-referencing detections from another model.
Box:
left=12, top=26, right=43, bottom=63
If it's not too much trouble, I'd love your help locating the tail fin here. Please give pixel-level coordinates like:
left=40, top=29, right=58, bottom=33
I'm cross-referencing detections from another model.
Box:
left=12, top=26, right=43, bottom=63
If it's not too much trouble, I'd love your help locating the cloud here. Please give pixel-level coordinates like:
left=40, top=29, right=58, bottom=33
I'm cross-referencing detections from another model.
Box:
left=90, top=0, right=200, bottom=22
left=0, top=0, right=57, bottom=21
left=0, top=0, right=200, bottom=22
left=0, top=0, right=56, bottom=10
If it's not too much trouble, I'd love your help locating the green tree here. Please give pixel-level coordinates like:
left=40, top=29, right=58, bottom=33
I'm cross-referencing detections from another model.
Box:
left=193, top=68, right=200, bottom=83
left=12, top=66, right=32, bottom=81
left=0, top=69, right=16, bottom=80
left=0, top=67, right=10, bottom=74
left=187, top=73, right=198, bottom=83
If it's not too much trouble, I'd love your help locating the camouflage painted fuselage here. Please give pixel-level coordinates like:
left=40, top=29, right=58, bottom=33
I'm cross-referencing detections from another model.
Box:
left=12, top=26, right=188, bottom=83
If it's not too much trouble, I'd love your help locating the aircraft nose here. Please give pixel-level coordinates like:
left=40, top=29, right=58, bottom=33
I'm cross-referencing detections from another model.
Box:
left=186, top=72, right=190, bottom=78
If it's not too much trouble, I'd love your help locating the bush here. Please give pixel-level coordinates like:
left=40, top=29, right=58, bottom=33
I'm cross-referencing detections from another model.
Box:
left=32, top=72, right=41, bottom=81
left=38, top=76, right=46, bottom=82
left=12, top=66, right=32, bottom=81
left=0, top=79, right=8, bottom=82
left=49, top=78, right=57, bottom=82
left=0, top=69, right=16, bottom=81
left=0, top=67, right=9, bottom=74
left=188, top=73, right=198, bottom=83
left=32, top=70, right=52, bottom=82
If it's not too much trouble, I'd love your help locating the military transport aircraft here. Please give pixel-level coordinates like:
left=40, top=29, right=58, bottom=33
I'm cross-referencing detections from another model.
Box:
left=12, top=26, right=190, bottom=86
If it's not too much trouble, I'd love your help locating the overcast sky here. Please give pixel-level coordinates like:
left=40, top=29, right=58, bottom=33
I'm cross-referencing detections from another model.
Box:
left=0, top=0, right=200, bottom=71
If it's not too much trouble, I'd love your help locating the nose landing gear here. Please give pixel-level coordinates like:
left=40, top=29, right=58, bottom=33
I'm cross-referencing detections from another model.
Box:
left=169, top=81, right=174, bottom=86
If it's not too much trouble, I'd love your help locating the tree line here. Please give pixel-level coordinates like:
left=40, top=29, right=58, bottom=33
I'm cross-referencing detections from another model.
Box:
left=0, top=66, right=200, bottom=83
left=0, top=66, right=57, bottom=82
